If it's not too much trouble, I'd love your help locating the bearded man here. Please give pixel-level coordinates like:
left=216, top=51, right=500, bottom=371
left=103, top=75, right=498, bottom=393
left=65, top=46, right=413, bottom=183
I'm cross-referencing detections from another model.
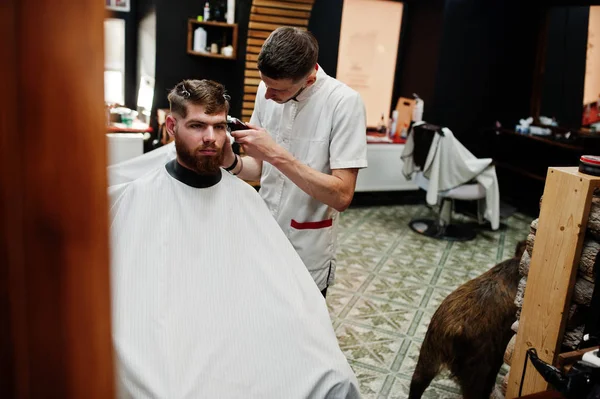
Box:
left=108, top=79, right=359, bottom=399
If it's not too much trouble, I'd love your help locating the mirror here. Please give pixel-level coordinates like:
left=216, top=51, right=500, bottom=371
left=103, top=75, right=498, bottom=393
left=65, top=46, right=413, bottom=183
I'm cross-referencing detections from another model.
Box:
left=537, top=6, right=600, bottom=129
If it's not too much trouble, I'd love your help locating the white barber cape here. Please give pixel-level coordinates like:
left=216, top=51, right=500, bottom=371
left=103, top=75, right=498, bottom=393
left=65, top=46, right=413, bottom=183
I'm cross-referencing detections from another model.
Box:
left=401, top=124, right=500, bottom=230
left=109, top=165, right=360, bottom=398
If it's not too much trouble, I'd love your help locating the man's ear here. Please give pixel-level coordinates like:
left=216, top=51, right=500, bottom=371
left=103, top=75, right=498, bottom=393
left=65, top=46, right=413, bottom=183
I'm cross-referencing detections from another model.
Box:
left=165, top=114, right=176, bottom=138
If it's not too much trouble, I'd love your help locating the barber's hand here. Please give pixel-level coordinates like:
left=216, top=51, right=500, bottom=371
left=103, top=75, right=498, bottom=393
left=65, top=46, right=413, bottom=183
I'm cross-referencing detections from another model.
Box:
left=220, top=132, right=236, bottom=168
left=230, top=123, right=284, bottom=163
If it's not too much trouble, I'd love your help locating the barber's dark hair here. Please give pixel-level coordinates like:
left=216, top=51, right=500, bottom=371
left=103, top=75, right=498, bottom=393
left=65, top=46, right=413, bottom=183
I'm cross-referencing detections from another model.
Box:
left=257, top=27, right=319, bottom=82
left=167, top=79, right=230, bottom=118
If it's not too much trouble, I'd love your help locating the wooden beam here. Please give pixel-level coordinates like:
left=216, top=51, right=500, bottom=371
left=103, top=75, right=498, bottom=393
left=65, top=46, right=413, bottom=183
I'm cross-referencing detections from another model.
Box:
left=250, top=14, right=309, bottom=26
left=242, top=109, right=254, bottom=118
left=243, top=101, right=255, bottom=109
left=244, top=85, right=258, bottom=95
left=246, top=61, right=258, bottom=70
left=245, top=70, right=261, bottom=78
left=248, top=30, right=274, bottom=39
left=247, top=38, right=266, bottom=46
left=246, top=53, right=259, bottom=62
left=244, top=94, right=257, bottom=102
left=246, top=45, right=263, bottom=54
left=506, top=167, right=600, bottom=398
left=244, top=78, right=261, bottom=86
left=251, top=6, right=310, bottom=18
left=252, top=0, right=313, bottom=11
left=1, top=0, right=114, bottom=397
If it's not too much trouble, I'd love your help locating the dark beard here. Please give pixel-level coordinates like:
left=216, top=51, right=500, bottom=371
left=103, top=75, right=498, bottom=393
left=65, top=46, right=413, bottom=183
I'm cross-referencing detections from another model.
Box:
left=174, top=135, right=224, bottom=175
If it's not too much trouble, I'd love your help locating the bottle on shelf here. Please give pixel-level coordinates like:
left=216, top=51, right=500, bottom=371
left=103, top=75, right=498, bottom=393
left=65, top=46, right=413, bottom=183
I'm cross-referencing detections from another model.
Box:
left=203, top=2, right=211, bottom=21
left=377, top=113, right=387, bottom=134
left=193, top=26, right=207, bottom=53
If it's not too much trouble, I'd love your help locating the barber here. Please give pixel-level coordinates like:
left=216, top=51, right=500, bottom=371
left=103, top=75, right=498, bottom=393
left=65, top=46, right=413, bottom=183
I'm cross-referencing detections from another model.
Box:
left=222, top=27, right=367, bottom=297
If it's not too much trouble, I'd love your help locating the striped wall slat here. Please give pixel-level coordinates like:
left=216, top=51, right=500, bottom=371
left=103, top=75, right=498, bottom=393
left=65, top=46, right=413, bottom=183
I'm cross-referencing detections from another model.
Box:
left=245, top=70, right=261, bottom=78
left=244, top=85, right=258, bottom=95
left=242, top=0, right=314, bottom=120
left=245, top=77, right=262, bottom=86
left=247, top=45, right=263, bottom=54
left=250, top=14, right=309, bottom=27
left=247, top=38, right=266, bottom=46
left=251, top=6, right=310, bottom=18
left=252, top=0, right=313, bottom=11
left=248, top=30, right=273, bottom=39
left=280, top=0, right=315, bottom=4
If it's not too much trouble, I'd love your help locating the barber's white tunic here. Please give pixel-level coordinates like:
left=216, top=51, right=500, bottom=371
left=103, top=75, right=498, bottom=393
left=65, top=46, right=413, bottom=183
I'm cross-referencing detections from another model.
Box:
left=109, top=166, right=360, bottom=398
left=251, top=66, right=368, bottom=290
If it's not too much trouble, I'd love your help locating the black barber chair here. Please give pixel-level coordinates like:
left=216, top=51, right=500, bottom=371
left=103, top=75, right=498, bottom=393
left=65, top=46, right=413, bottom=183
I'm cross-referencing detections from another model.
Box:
left=407, top=123, right=486, bottom=241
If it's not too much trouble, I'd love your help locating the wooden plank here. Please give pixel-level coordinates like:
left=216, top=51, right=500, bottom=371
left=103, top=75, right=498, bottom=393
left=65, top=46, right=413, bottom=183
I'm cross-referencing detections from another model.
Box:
left=557, top=346, right=600, bottom=371
left=244, top=85, right=258, bottom=94
left=1, top=0, right=114, bottom=397
left=274, top=0, right=314, bottom=4
left=247, top=38, right=266, bottom=46
left=246, top=61, right=258, bottom=70
left=243, top=101, right=255, bottom=109
left=251, top=6, right=310, bottom=18
left=242, top=109, right=254, bottom=117
left=506, top=167, right=600, bottom=398
left=252, top=0, right=313, bottom=11
left=245, top=70, right=261, bottom=78
left=249, top=21, right=288, bottom=31
left=246, top=45, right=263, bottom=54
left=248, top=29, right=274, bottom=39
left=250, top=14, right=309, bottom=26
left=244, top=78, right=261, bottom=86
left=246, top=53, right=259, bottom=62
left=244, top=94, right=256, bottom=102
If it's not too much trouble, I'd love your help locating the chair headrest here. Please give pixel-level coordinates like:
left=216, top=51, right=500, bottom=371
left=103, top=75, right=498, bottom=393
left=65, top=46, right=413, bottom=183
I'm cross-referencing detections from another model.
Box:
left=411, top=123, right=443, bottom=169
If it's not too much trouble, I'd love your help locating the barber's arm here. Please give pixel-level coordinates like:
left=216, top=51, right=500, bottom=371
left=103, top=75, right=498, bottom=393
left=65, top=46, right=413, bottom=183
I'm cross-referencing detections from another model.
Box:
left=231, top=125, right=359, bottom=212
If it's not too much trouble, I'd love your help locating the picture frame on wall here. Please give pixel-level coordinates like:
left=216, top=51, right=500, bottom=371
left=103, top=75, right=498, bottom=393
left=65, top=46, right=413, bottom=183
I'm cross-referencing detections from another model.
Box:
left=106, top=0, right=130, bottom=12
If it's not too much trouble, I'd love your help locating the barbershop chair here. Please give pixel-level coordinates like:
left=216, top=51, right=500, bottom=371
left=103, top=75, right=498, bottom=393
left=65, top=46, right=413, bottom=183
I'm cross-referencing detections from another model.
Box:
left=406, top=123, right=486, bottom=241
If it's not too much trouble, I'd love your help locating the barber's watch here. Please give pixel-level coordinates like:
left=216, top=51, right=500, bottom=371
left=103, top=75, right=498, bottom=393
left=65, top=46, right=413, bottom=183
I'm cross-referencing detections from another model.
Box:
left=224, top=154, right=238, bottom=173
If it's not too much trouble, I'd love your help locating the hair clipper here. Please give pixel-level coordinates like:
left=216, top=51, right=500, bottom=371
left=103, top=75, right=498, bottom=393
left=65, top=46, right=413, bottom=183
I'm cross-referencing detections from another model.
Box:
left=227, top=116, right=249, bottom=132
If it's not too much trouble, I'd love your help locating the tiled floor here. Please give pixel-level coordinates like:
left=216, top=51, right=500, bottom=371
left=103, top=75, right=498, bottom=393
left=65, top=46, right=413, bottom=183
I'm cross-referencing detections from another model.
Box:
left=328, top=204, right=532, bottom=398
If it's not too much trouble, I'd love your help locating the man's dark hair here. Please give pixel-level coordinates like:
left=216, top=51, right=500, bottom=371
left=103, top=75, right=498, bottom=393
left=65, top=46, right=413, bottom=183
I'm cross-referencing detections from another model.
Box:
left=167, top=79, right=230, bottom=118
left=257, top=27, right=319, bottom=82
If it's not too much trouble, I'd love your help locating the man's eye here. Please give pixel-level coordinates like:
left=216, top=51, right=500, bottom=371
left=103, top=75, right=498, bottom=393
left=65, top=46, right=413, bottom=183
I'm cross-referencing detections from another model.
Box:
left=190, top=124, right=203, bottom=129
left=216, top=125, right=227, bottom=130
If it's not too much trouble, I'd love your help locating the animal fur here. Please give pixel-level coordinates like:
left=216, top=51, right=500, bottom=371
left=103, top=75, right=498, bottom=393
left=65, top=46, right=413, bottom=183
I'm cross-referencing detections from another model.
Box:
left=408, top=241, right=527, bottom=399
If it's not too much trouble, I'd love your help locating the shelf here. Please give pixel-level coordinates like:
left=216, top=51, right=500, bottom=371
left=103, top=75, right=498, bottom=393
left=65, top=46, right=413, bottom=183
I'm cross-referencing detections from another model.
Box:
left=186, top=50, right=236, bottom=60
left=187, top=19, right=238, bottom=60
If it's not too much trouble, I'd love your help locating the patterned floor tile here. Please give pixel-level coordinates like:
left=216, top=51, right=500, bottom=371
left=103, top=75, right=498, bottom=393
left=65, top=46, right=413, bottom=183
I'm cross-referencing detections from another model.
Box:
left=338, top=252, right=385, bottom=272
left=388, top=374, right=462, bottom=399
left=343, top=231, right=398, bottom=255
left=336, top=322, right=403, bottom=371
left=328, top=204, right=532, bottom=398
left=391, top=237, right=448, bottom=266
left=334, top=266, right=371, bottom=292
left=362, top=275, right=429, bottom=307
left=327, top=286, right=355, bottom=318
left=345, top=295, right=419, bottom=335
left=348, top=362, right=390, bottom=399
left=378, top=256, right=438, bottom=282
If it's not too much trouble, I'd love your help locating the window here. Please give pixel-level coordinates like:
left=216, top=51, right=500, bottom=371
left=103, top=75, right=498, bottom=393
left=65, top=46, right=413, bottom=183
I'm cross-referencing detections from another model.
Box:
left=104, top=18, right=126, bottom=105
